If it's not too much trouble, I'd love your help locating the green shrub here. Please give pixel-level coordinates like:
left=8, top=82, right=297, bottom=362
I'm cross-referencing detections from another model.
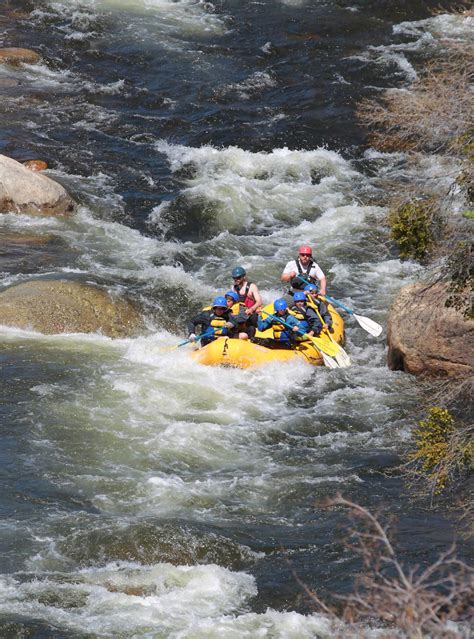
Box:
left=407, top=407, right=473, bottom=496
left=388, top=200, right=440, bottom=262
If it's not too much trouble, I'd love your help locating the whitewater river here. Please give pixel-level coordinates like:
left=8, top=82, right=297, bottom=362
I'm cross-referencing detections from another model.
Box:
left=0, top=1, right=472, bottom=637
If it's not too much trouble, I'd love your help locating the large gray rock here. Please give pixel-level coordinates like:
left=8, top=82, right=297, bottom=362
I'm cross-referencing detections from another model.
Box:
left=0, top=280, right=144, bottom=337
left=387, top=282, right=473, bottom=376
left=0, top=154, right=75, bottom=216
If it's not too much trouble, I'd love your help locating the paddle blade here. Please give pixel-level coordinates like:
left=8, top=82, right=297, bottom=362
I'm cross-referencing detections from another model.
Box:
left=353, top=313, right=383, bottom=337
left=334, top=348, right=351, bottom=367
left=309, top=334, right=340, bottom=357
left=321, top=351, right=340, bottom=369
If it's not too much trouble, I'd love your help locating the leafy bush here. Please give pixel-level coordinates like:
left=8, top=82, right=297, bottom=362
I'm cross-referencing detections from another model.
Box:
left=388, top=199, right=441, bottom=261
left=407, top=407, right=473, bottom=497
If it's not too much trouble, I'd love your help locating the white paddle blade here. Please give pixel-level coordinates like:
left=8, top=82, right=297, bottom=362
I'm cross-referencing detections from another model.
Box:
left=335, top=348, right=351, bottom=367
left=322, top=352, right=340, bottom=369
left=354, top=313, right=383, bottom=337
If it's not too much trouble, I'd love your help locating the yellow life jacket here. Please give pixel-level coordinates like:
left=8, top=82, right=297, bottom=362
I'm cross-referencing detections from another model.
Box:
left=209, top=312, right=229, bottom=336
left=288, top=307, right=305, bottom=322
left=288, top=306, right=309, bottom=341
left=200, top=306, right=231, bottom=336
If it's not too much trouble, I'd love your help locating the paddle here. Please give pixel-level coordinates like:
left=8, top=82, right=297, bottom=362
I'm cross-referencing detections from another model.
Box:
left=260, top=309, right=340, bottom=368
left=306, top=296, right=351, bottom=367
left=295, top=275, right=383, bottom=337
left=323, top=295, right=382, bottom=337
left=169, top=327, right=216, bottom=351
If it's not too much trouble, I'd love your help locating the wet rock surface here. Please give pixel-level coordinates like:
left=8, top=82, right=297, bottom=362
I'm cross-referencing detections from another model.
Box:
left=23, top=159, right=48, bottom=171
left=0, top=47, right=41, bottom=65
left=0, top=232, right=76, bottom=275
left=0, top=154, right=75, bottom=216
left=0, top=279, right=145, bottom=337
left=387, top=282, right=474, bottom=376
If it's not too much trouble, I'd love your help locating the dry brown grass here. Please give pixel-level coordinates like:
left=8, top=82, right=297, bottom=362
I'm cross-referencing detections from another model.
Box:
left=293, top=495, right=473, bottom=638
left=357, top=46, right=473, bottom=155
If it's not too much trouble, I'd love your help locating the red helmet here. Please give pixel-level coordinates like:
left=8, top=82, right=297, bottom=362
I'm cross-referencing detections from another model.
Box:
left=299, top=245, right=312, bottom=256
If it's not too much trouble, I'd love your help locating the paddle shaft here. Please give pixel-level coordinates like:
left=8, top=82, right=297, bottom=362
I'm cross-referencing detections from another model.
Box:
left=177, top=327, right=215, bottom=348
left=260, top=309, right=311, bottom=340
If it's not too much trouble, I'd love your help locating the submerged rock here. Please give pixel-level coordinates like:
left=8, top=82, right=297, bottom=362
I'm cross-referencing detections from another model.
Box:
left=0, top=47, right=41, bottom=65
left=0, top=280, right=144, bottom=337
left=0, top=154, right=75, bottom=216
left=23, top=159, right=48, bottom=172
left=387, top=282, right=474, bottom=376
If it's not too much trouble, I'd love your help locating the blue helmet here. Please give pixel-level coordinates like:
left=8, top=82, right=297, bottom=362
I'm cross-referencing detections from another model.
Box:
left=225, top=290, right=239, bottom=302
left=231, top=266, right=246, bottom=278
left=304, top=283, right=319, bottom=293
left=293, top=291, right=306, bottom=302
left=212, top=296, right=228, bottom=308
left=274, top=298, right=287, bottom=313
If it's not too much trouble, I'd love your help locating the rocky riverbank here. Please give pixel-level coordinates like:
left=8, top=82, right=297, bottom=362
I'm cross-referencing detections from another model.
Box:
left=0, top=151, right=144, bottom=335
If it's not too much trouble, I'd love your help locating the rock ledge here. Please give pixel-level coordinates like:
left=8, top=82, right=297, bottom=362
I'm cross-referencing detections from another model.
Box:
left=387, top=282, right=473, bottom=376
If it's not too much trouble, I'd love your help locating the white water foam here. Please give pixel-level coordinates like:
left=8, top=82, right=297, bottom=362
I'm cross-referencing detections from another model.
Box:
left=0, top=562, right=340, bottom=637
left=215, top=71, right=277, bottom=100
left=349, top=12, right=473, bottom=82
left=35, top=0, right=226, bottom=39
left=394, top=12, right=474, bottom=43
left=152, top=141, right=359, bottom=235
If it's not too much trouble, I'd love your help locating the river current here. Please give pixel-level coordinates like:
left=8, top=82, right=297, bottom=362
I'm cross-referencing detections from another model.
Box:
left=0, top=1, right=472, bottom=637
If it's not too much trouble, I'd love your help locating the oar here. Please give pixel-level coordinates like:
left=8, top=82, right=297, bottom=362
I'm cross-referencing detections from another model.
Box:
left=306, top=296, right=351, bottom=367
left=323, top=295, right=382, bottom=337
left=168, top=328, right=216, bottom=351
left=260, top=309, right=340, bottom=368
left=295, top=275, right=382, bottom=337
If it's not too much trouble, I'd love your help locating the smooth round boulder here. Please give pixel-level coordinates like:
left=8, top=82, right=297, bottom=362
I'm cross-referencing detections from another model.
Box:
left=387, top=282, right=473, bottom=376
left=0, top=280, right=144, bottom=337
left=0, top=48, right=41, bottom=65
left=0, top=154, right=75, bottom=216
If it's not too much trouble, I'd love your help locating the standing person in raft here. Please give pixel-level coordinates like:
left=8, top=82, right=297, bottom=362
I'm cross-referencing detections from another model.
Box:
left=281, top=245, right=327, bottom=296
left=187, top=296, right=238, bottom=346
left=231, top=266, right=262, bottom=334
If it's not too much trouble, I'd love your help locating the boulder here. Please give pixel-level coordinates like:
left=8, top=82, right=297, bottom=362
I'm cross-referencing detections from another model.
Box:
left=23, top=159, right=48, bottom=172
left=387, top=282, right=474, bottom=376
left=0, top=47, right=41, bottom=65
left=0, top=154, right=75, bottom=216
left=1, top=231, right=54, bottom=246
left=0, top=280, right=144, bottom=337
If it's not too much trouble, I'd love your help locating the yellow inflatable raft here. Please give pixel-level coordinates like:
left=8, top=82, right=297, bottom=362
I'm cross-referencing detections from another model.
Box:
left=191, top=302, right=345, bottom=369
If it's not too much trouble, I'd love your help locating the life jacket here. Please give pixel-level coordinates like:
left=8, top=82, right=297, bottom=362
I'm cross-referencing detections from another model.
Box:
left=291, top=259, right=316, bottom=290
left=271, top=312, right=293, bottom=342
left=289, top=305, right=310, bottom=339
left=234, top=281, right=255, bottom=309
left=200, top=307, right=232, bottom=336
left=209, top=309, right=231, bottom=336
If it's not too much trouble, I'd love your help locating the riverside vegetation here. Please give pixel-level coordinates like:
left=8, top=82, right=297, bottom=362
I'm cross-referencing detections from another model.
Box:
left=296, top=8, right=473, bottom=637
left=356, top=9, right=472, bottom=498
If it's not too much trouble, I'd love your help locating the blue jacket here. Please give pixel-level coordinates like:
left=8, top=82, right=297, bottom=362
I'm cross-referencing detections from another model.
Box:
left=258, top=312, right=300, bottom=343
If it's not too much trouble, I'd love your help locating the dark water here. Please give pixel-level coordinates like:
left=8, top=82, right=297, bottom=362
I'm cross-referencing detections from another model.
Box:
left=0, top=1, right=471, bottom=637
